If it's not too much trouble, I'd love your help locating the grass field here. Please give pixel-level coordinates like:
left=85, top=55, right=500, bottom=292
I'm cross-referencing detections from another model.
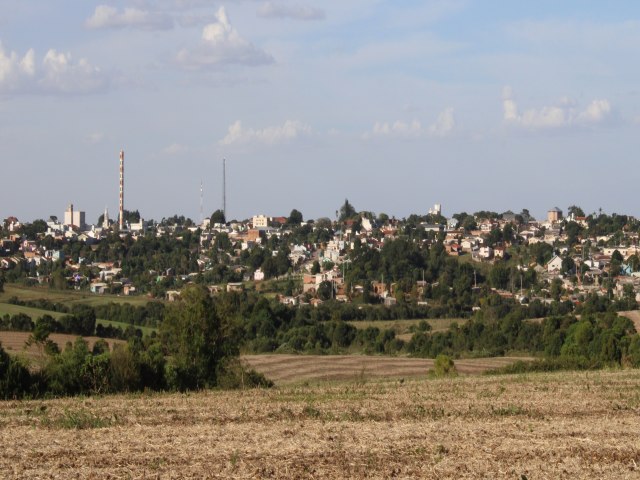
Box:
left=0, top=302, right=156, bottom=337
left=0, top=283, right=152, bottom=307
left=1, top=369, right=639, bottom=478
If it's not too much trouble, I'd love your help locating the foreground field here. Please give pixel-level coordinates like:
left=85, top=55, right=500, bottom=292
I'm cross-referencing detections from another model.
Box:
left=1, top=369, right=639, bottom=478
left=243, top=354, right=529, bottom=384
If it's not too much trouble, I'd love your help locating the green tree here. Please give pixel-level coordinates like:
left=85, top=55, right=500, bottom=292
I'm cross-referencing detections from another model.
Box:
left=210, top=209, right=226, bottom=225
left=287, top=209, right=303, bottom=225
left=160, top=285, right=239, bottom=390
left=567, top=205, right=585, bottom=217
left=317, top=281, right=333, bottom=301
left=311, top=260, right=321, bottom=275
left=338, top=199, right=357, bottom=222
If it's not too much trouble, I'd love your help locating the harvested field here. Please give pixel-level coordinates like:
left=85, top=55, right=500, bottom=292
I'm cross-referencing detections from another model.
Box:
left=1, top=369, right=639, bottom=478
left=243, top=354, right=532, bottom=384
left=0, top=331, right=124, bottom=360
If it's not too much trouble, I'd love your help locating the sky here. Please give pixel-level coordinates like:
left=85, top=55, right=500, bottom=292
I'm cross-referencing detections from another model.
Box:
left=1, top=0, right=640, bottom=224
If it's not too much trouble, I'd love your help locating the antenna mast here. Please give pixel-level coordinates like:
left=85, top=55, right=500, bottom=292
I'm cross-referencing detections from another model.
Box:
left=200, top=180, right=204, bottom=224
left=119, top=149, right=124, bottom=230
left=222, top=158, right=226, bottom=220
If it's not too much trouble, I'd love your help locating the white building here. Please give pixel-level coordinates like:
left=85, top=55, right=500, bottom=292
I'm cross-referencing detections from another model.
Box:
left=64, top=204, right=85, bottom=229
left=428, top=203, right=442, bottom=216
left=252, top=215, right=269, bottom=228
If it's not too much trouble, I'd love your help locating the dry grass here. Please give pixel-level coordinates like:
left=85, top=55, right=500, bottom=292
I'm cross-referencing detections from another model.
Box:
left=1, top=369, right=639, bottom=478
left=243, top=354, right=530, bottom=385
left=0, top=331, right=124, bottom=360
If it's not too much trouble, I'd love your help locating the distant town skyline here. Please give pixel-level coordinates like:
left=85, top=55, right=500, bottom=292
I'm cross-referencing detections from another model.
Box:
left=2, top=1, right=640, bottom=223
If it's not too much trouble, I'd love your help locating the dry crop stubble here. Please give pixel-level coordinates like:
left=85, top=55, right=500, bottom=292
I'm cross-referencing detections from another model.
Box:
left=0, top=370, right=639, bottom=478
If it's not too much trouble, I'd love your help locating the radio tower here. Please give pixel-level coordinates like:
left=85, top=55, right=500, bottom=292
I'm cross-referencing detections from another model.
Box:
left=222, top=158, right=226, bottom=220
left=119, top=149, right=124, bottom=230
left=200, top=180, right=204, bottom=224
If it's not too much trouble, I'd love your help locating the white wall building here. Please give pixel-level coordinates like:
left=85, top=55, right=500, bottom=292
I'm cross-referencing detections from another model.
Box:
left=64, top=204, right=85, bottom=229
left=252, top=215, right=269, bottom=228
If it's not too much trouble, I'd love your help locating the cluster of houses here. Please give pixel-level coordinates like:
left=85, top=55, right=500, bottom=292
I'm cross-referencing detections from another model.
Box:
left=3, top=205, right=640, bottom=305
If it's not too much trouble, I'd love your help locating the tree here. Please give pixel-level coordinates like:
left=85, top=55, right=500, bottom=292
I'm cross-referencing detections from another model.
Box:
left=210, top=209, right=226, bottom=225
left=561, top=257, right=576, bottom=276
left=160, top=285, right=239, bottom=390
left=317, top=281, right=334, bottom=301
left=0, top=343, right=32, bottom=399
left=287, top=209, right=303, bottom=225
left=311, top=260, right=321, bottom=275
left=568, top=205, right=585, bottom=218
left=338, top=199, right=357, bottom=222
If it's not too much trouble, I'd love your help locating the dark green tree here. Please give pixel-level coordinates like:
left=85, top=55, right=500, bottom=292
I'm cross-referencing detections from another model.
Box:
left=210, top=209, right=226, bottom=225
left=160, top=284, right=239, bottom=390
left=338, top=199, right=357, bottom=222
left=287, top=209, right=303, bottom=225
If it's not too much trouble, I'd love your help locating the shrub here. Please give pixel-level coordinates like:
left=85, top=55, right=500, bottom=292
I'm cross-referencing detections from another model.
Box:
left=431, top=354, right=458, bottom=378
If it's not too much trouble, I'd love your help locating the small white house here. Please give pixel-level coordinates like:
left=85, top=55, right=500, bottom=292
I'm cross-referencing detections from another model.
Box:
left=254, top=268, right=265, bottom=281
left=546, top=255, right=563, bottom=272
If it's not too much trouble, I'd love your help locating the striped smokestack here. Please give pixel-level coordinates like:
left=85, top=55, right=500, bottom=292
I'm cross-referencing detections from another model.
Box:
left=119, top=149, right=124, bottom=230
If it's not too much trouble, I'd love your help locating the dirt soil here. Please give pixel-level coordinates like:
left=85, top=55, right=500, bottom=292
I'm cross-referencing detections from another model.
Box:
left=1, top=369, right=639, bottom=479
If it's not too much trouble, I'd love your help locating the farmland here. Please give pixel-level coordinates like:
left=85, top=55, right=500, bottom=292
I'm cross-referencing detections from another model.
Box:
left=0, top=284, right=157, bottom=336
left=243, top=354, right=529, bottom=384
left=0, top=331, right=125, bottom=361
left=0, top=302, right=156, bottom=337
left=0, top=284, right=152, bottom=307
left=1, top=369, right=639, bottom=478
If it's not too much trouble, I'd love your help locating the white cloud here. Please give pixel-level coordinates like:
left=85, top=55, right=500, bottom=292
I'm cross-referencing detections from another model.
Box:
left=578, top=99, right=611, bottom=123
left=0, top=43, right=110, bottom=94
left=502, top=87, right=612, bottom=129
left=176, top=7, right=274, bottom=69
left=364, top=108, right=455, bottom=139
left=258, top=2, right=325, bottom=21
left=428, top=107, right=455, bottom=136
left=367, top=120, right=422, bottom=139
left=87, top=132, right=105, bottom=144
left=163, top=143, right=189, bottom=155
left=86, top=5, right=173, bottom=30
left=220, top=120, right=311, bottom=146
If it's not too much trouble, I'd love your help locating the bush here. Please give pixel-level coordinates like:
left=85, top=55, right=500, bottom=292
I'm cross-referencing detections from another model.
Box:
left=214, top=359, right=274, bottom=390
left=0, top=343, right=32, bottom=399
left=486, top=357, right=601, bottom=375
left=431, top=354, right=457, bottom=378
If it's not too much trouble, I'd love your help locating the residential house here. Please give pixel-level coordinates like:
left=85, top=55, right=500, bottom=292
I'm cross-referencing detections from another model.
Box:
left=546, top=255, right=563, bottom=273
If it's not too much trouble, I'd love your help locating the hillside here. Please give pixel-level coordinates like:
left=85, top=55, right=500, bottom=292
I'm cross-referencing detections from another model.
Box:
left=1, top=369, right=639, bottom=478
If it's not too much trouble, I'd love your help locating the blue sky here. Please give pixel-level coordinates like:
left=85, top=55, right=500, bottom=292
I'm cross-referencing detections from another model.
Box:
left=1, top=1, right=640, bottom=223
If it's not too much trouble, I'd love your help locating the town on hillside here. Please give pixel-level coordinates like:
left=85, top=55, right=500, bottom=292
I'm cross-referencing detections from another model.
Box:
left=2, top=201, right=640, bottom=310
